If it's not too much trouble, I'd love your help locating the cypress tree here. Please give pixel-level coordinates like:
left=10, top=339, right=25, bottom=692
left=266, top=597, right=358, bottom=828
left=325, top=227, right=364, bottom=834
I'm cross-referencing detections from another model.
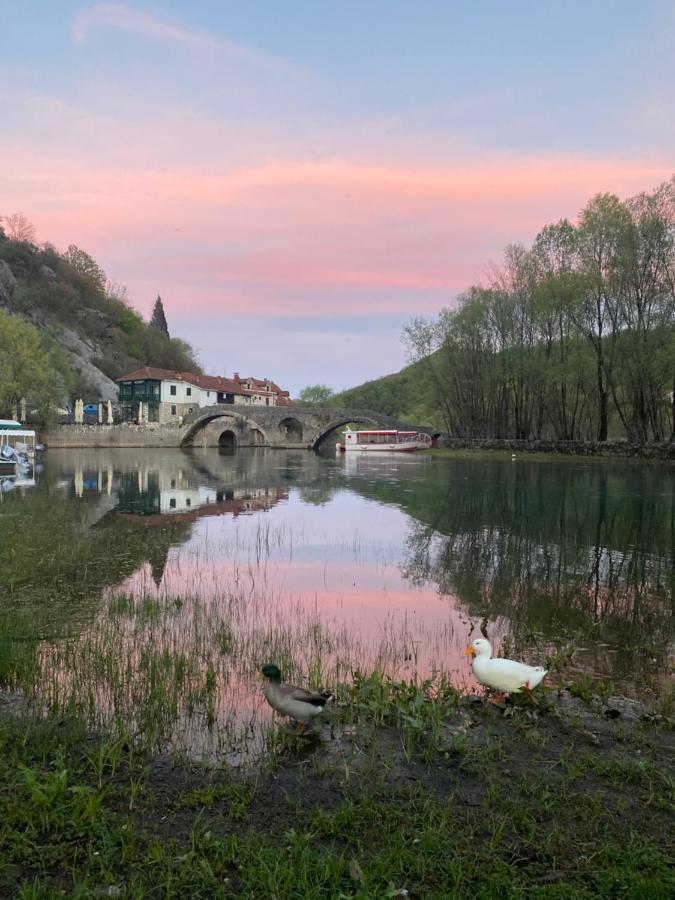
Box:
left=150, top=295, right=169, bottom=336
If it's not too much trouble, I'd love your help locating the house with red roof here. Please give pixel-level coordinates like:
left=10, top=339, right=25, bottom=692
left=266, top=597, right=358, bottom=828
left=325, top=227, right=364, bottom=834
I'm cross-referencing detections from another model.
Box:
left=116, top=367, right=292, bottom=424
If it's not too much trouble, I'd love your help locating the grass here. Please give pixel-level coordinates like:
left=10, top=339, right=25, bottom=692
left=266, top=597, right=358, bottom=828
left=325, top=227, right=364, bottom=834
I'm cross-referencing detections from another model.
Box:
left=0, top=675, right=673, bottom=898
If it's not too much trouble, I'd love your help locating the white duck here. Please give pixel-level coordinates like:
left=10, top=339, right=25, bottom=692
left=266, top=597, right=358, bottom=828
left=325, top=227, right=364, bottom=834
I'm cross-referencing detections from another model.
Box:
left=465, top=638, right=547, bottom=702
left=261, top=664, right=333, bottom=733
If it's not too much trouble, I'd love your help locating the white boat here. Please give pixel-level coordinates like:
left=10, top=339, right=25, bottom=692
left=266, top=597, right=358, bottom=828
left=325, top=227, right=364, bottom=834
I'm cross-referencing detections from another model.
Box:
left=0, top=419, right=36, bottom=457
left=336, top=428, right=433, bottom=452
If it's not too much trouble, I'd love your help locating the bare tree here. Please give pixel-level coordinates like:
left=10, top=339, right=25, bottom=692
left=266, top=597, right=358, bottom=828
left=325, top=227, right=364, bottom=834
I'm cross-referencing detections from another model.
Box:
left=3, top=212, right=36, bottom=243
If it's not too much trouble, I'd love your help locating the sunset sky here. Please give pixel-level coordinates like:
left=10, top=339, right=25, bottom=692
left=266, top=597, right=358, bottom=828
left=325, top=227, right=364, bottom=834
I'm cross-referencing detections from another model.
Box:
left=1, top=1, right=673, bottom=393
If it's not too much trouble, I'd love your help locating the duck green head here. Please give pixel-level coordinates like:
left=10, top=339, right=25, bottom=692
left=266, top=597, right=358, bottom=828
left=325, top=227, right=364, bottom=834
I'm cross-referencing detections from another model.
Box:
left=261, top=663, right=281, bottom=682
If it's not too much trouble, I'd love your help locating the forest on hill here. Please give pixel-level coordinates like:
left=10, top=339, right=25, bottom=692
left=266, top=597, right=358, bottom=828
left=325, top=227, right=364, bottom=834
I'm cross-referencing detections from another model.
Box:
left=331, top=359, right=442, bottom=428
left=336, top=176, right=675, bottom=443
left=0, top=215, right=200, bottom=418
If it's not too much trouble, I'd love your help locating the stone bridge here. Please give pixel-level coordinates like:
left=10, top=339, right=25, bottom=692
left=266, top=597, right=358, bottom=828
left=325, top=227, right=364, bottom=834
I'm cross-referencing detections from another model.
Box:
left=180, top=405, right=430, bottom=450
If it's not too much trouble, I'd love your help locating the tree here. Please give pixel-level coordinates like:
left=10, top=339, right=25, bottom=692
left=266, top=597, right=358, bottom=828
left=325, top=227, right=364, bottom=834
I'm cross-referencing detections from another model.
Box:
left=298, top=384, right=334, bottom=405
left=615, top=181, right=675, bottom=441
left=574, top=193, right=632, bottom=441
left=150, top=295, right=169, bottom=336
left=0, top=310, right=56, bottom=416
left=531, top=220, right=589, bottom=439
left=3, top=213, right=36, bottom=243
left=63, top=244, right=106, bottom=291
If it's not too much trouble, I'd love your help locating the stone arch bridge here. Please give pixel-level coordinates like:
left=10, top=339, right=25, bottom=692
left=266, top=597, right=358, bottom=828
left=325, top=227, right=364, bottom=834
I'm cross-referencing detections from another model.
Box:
left=180, top=405, right=431, bottom=450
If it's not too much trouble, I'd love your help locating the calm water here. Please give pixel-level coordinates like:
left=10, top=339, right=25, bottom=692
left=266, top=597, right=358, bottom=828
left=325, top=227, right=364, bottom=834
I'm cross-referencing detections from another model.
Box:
left=1, top=448, right=673, bottom=759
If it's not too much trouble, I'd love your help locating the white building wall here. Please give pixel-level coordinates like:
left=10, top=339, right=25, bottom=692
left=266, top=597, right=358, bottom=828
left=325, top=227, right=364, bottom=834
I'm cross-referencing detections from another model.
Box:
left=160, top=380, right=205, bottom=405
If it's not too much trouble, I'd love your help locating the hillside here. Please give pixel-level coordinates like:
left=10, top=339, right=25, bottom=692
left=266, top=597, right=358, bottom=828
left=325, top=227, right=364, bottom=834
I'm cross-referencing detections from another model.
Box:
left=0, top=228, right=200, bottom=409
left=332, top=356, right=443, bottom=428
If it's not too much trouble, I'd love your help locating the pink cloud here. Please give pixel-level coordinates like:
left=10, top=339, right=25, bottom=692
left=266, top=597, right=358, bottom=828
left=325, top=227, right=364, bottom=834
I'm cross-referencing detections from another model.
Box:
left=1, top=147, right=671, bottom=317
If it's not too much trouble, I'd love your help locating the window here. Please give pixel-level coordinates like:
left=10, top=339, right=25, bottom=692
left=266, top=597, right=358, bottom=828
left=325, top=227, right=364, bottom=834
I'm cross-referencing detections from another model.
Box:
left=185, top=498, right=191, bottom=507
left=186, top=387, right=191, bottom=397
left=170, top=385, right=177, bottom=396
left=170, top=479, right=176, bottom=489
left=207, top=391, right=210, bottom=398
left=171, top=405, right=177, bottom=415
left=169, top=498, right=176, bottom=509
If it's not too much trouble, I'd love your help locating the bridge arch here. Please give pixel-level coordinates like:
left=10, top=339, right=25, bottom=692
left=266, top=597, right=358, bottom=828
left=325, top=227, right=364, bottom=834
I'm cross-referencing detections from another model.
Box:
left=180, top=409, right=272, bottom=448
left=312, top=414, right=390, bottom=449
left=279, top=416, right=303, bottom=443
left=218, top=429, right=237, bottom=449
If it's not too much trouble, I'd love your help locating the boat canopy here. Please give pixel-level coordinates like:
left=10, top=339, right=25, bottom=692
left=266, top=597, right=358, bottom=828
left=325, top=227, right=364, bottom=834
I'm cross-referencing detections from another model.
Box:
left=0, top=420, right=36, bottom=449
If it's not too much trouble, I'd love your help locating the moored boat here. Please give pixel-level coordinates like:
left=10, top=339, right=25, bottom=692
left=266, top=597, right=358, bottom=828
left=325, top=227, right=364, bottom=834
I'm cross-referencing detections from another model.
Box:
left=0, top=419, right=36, bottom=458
left=336, top=428, right=433, bottom=452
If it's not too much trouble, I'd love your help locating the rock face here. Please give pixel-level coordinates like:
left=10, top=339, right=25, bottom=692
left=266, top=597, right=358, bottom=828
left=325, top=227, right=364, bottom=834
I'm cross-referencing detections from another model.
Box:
left=40, top=264, right=57, bottom=281
left=60, top=327, right=119, bottom=401
left=0, top=260, right=17, bottom=308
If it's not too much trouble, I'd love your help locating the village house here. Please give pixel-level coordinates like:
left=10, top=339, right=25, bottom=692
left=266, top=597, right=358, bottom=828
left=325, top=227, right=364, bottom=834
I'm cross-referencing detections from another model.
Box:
left=116, top=367, right=291, bottom=424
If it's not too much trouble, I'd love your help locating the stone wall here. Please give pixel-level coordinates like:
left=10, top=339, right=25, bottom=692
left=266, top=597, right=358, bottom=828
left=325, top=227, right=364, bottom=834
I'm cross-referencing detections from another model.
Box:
left=41, top=424, right=185, bottom=448
left=438, top=437, right=675, bottom=460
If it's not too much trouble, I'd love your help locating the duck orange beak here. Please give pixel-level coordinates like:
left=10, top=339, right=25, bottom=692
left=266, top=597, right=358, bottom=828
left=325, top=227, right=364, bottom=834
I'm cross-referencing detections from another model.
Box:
left=464, top=646, right=476, bottom=657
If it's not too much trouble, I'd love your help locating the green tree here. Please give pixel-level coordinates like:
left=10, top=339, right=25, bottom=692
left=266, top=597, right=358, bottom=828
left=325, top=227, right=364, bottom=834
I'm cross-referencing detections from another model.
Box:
left=299, top=384, right=334, bottom=404
left=615, top=181, right=675, bottom=441
left=63, top=244, right=106, bottom=292
left=574, top=193, right=632, bottom=441
left=531, top=220, right=591, bottom=439
left=0, top=311, right=57, bottom=416
left=150, top=295, right=169, bottom=336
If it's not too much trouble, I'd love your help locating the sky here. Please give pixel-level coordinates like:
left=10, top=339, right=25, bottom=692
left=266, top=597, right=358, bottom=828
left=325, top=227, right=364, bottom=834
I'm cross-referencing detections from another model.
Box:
left=1, top=1, right=673, bottom=395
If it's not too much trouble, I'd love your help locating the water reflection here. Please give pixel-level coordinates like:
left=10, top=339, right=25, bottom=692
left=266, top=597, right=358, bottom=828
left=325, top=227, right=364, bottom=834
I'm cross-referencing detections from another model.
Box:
left=396, top=462, right=674, bottom=685
left=1, top=448, right=673, bottom=760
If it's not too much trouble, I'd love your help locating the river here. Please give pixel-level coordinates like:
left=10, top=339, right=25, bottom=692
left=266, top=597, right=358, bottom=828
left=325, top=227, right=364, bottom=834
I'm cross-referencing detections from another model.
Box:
left=1, top=447, right=672, bottom=760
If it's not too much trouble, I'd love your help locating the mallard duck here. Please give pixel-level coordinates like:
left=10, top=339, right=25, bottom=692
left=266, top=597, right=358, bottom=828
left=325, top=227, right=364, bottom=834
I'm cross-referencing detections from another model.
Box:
left=465, top=638, right=547, bottom=703
left=260, top=664, right=333, bottom=733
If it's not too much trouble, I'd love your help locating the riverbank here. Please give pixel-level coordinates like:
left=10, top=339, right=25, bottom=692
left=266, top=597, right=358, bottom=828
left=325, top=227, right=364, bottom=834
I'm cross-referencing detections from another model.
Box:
left=1, top=677, right=673, bottom=898
left=433, top=438, right=675, bottom=461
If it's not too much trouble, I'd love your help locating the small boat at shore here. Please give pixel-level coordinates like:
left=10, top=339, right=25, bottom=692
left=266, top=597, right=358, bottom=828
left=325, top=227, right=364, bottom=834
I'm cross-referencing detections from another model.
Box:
left=336, top=428, right=433, bottom=453
left=0, top=420, right=36, bottom=475
left=0, top=419, right=36, bottom=456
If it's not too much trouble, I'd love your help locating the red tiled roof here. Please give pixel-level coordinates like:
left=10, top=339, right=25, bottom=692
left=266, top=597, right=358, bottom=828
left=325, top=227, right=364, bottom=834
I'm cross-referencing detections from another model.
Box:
left=116, top=367, right=248, bottom=395
left=117, top=367, right=292, bottom=402
left=233, top=374, right=292, bottom=401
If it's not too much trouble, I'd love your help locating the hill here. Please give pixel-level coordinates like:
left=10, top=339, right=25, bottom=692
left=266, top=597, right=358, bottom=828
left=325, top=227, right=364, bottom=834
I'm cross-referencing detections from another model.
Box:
left=0, top=226, right=200, bottom=412
left=332, top=356, right=443, bottom=428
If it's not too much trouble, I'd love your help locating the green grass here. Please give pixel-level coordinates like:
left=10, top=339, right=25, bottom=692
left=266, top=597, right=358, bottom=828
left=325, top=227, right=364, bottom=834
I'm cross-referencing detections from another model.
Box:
left=1, top=674, right=673, bottom=898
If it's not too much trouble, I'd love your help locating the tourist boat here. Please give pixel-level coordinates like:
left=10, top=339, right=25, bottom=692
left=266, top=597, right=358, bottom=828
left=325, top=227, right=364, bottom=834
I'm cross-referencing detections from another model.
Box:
left=336, top=428, right=433, bottom=452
